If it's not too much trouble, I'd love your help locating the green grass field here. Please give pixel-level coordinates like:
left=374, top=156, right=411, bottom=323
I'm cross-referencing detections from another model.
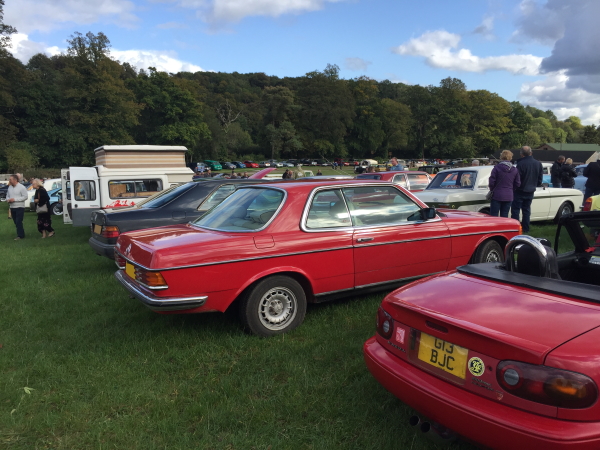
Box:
left=0, top=201, right=556, bottom=449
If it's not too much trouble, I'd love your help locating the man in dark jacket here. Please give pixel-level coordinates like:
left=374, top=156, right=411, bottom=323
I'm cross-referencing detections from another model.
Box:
left=583, top=158, right=600, bottom=202
left=511, top=146, right=543, bottom=232
left=550, top=155, right=565, bottom=188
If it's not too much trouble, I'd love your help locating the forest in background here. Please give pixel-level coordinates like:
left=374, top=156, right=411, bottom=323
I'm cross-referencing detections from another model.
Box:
left=1, top=4, right=600, bottom=171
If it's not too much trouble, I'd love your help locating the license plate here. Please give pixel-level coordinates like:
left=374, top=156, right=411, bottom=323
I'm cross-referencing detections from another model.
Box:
left=93, top=224, right=102, bottom=235
left=125, top=262, right=135, bottom=280
left=417, top=332, right=468, bottom=379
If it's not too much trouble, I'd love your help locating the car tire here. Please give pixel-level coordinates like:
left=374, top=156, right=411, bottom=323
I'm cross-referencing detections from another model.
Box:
left=473, top=240, right=504, bottom=264
left=554, top=201, right=573, bottom=224
left=238, top=275, right=307, bottom=337
left=50, top=202, right=62, bottom=215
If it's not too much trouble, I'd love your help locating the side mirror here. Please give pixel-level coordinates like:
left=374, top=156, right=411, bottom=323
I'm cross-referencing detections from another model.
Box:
left=421, top=207, right=437, bottom=220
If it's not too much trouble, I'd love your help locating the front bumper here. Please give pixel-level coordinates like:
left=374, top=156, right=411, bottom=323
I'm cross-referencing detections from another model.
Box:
left=363, top=337, right=600, bottom=450
left=115, top=270, right=208, bottom=312
left=88, top=237, right=115, bottom=259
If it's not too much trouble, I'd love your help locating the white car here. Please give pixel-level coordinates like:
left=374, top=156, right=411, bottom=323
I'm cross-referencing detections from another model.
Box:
left=414, top=166, right=583, bottom=222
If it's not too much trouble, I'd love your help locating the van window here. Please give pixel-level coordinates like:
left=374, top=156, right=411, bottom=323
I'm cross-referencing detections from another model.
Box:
left=108, top=179, right=163, bottom=199
left=74, top=181, right=96, bottom=201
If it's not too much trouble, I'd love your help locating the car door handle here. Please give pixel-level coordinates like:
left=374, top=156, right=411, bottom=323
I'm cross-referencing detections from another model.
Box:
left=357, top=237, right=374, bottom=243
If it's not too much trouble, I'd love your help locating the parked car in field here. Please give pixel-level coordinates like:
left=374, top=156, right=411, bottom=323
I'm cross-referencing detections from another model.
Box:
left=89, top=179, right=267, bottom=259
left=258, top=161, right=271, bottom=168
left=415, top=166, right=583, bottom=222
left=204, top=160, right=222, bottom=171
left=114, top=180, right=520, bottom=336
left=220, top=162, right=236, bottom=170
left=365, top=211, right=600, bottom=448
left=244, top=161, right=259, bottom=168
left=232, top=161, right=246, bottom=169
left=356, top=171, right=432, bottom=192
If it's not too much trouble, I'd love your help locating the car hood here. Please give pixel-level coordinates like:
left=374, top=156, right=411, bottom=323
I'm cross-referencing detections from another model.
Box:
left=383, top=271, right=600, bottom=365
left=115, top=224, right=257, bottom=269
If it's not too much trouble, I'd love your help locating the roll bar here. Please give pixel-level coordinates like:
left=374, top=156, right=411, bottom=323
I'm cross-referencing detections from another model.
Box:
left=504, top=235, right=553, bottom=278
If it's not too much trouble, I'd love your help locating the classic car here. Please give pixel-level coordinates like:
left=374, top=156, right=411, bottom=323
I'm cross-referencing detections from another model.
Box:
left=364, top=211, right=600, bottom=448
left=232, top=161, right=247, bottom=169
left=415, top=166, right=583, bottom=222
left=356, top=171, right=432, bottom=192
left=114, top=180, right=520, bottom=337
left=89, top=179, right=267, bottom=259
left=244, top=161, right=259, bottom=168
left=220, top=162, right=236, bottom=170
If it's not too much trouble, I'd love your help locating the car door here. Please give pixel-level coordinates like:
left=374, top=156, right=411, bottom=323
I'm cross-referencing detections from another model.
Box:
left=531, top=187, right=552, bottom=220
left=344, top=185, right=452, bottom=288
left=69, top=167, right=100, bottom=226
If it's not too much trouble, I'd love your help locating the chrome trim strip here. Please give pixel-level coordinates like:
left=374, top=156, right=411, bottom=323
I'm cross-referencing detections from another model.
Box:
left=352, top=229, right=519, bottom=248
left=115, top=270, right=208, bottom=311
left=190, top=186, right=288, bottom=233
left=115, top=245, right=355, bottom=272
left=314, top=272, right=443, bottom=296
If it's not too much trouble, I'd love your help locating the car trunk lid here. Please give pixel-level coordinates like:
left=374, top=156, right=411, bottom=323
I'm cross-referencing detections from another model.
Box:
left=383, top=271, right=600, bottom=365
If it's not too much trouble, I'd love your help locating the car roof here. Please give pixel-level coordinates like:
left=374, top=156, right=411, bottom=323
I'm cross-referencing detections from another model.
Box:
left=236, top=179, right=417, bottom=194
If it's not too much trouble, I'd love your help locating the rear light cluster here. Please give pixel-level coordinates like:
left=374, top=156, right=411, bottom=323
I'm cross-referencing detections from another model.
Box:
left=135, top=267, right=168, bottom=289
left=376, top=307, right=394, bottom=340
left=497, top=361, right=598, bottom=409
left=101, top=226, right=120, bottom=238
left=583, top=197, right=592, bottom=212
left=114, top=251, right=126, bottom=269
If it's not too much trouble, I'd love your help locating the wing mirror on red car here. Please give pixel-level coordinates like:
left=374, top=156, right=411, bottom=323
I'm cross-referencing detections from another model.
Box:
left=408, top=207, right=437, bottom=222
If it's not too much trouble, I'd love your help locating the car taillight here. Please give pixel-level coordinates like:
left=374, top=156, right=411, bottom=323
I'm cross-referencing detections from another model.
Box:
left=583, top=198, right=592, bottom=212
left=101, top=226, right=120, bottom=238
left=134, top=267, right=168, bottom=289
left=114, top=251, right=126, bottom=269
left=497, top=361, right=598, bottom=409
left=376, top=307, right=394, bottom=340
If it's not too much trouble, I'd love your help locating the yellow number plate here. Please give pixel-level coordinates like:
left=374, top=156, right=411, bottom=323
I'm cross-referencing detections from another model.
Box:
left=125, top=262, right=135, bottom=280
left=417, top=332, right=468, bottom=379
left=93, top=224, right=102, bottom=235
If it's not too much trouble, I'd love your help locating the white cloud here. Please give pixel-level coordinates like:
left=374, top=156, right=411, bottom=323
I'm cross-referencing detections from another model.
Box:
left=8, top=33, right=61, bottom=63
left=4, top=0, right=139, bottom=33
left=344, top=57, right=371, bottom=72
left=519, top=71, right=600, bottom=124
left=393, top=30, right=542, bottom=76
left=167, top=0, right=347, bottom=24
left=473, top=16, right=495, bottom=40
left=112, top=49, right=204, bottom=73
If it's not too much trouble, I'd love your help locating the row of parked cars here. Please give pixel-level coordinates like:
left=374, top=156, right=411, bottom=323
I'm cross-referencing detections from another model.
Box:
left=81, top=166, right=597, bottom=448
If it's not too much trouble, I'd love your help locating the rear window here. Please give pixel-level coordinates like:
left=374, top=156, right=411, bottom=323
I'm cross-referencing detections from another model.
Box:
left=139, top=183, right=193, bottom=208
left=193, top=188, right=284, bottom=231
left=407, top=173, right=430, bottom=190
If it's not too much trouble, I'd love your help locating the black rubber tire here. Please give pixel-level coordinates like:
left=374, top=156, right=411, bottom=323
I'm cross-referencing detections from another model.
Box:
left=238, top=275, right=307, bottom=337
left=473, top=240, right=504, bottom=264
left=50, top=202, right=62, bottom=215
left=554, top=201, right=573, bottom=224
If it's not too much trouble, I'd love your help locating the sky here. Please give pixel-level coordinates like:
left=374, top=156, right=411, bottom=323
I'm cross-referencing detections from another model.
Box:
left=6, top=0, right=600, bottom=124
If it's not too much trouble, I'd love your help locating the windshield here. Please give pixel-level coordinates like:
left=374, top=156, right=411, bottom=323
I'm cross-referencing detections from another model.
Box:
left=138, top=183, right=194, bottom=208
left=193, top=187, right=285, bottom=231
left=427, top=171, right=477, bottom=190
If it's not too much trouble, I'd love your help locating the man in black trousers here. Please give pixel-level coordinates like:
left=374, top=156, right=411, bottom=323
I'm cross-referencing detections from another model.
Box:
left=550, top=155, right=565, bottom=188
left=511, top=146, right=543, bottom=233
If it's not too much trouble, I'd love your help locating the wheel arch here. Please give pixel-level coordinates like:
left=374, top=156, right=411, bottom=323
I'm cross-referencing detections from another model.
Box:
left=468, top=235, right=509, bottom=264
left=553, top=200, right=575, bottom=224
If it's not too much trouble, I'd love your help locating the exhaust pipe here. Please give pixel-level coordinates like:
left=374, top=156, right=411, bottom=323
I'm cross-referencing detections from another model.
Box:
left=408, top=415, right=420, bottom=428
left=420, top=421, right=458, bottom=445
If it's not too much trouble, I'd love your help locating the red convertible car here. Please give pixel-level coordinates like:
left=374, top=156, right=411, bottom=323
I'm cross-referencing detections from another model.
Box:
left=114, top=180, right=520, bottom=336
left=364, top=211, right=600, bottom=448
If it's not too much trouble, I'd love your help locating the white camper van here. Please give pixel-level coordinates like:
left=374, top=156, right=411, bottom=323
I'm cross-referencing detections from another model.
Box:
left=62, top=145, right=193, bottom=226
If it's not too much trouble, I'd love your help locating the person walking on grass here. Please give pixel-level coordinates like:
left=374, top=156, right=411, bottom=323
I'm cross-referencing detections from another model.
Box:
left=7, top=174, right=28, bottom=240
left=511, top=146, right=543, bottom=233
left=32, top=179, right=55, bottom=238
left=489, top=150, right=520, bottom=218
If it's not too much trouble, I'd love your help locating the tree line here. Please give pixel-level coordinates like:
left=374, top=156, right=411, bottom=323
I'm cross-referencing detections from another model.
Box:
left=1, top=13, right=599, bottom=171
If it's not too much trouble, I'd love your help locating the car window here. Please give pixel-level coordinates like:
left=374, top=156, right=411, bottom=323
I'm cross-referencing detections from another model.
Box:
left=199, top=184, right=236, bottom=211
left=108, top=179, right=163, bottom=199
left=393, top=174, right=408, bottom=188
left=341, top=186, right=421, bottom=226
left=407, top=173, right=429, bottom=190
left=193, top=188, right=284, bottom=231
left=139, top=183, right=193, bottom=208
left=74, top=180, right=96, bottom=201
left=356, top=174, right=382, bottom=180
left=305, top=189, right=351, bottom=229
left=543, top=167, right=549, bottom=175
left=428, top=171, right=477, bottom=189
left=579, top=218, right=600, bottom=250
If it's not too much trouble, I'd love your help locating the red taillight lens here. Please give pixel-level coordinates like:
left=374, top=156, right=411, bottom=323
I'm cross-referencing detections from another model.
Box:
left=583, top=198, right=592, bottom=212
left=114, top=251, right=126, bottom=269
left=101, top=226, right=120, bottom=238
left=497, top=361, right=598, bottom=409
left=376, top=307, right=394, bottom=340
left=134, top=267, right=168, bottom=289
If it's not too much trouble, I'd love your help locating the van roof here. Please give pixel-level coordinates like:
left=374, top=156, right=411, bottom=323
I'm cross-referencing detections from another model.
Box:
left=94, top=145, right=188, bottom=153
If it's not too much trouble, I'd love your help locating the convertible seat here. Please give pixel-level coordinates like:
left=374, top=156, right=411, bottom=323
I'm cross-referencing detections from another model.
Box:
left=517, top=243, right=561, bottom=279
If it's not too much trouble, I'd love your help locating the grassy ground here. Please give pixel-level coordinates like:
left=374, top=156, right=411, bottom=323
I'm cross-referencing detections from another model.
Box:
left=0, top=201, right=556, bottom=449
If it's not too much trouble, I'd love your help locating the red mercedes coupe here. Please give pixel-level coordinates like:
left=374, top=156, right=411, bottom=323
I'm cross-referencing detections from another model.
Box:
left=114, top=180, right=520, bottom=336
left=364, top=211, right=600, bottom=449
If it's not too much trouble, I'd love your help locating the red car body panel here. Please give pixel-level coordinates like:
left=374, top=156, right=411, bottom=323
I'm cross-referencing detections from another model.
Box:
left=115, top=180, right=519, bottom=316
left=243, top=161, right=259, bottom=168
